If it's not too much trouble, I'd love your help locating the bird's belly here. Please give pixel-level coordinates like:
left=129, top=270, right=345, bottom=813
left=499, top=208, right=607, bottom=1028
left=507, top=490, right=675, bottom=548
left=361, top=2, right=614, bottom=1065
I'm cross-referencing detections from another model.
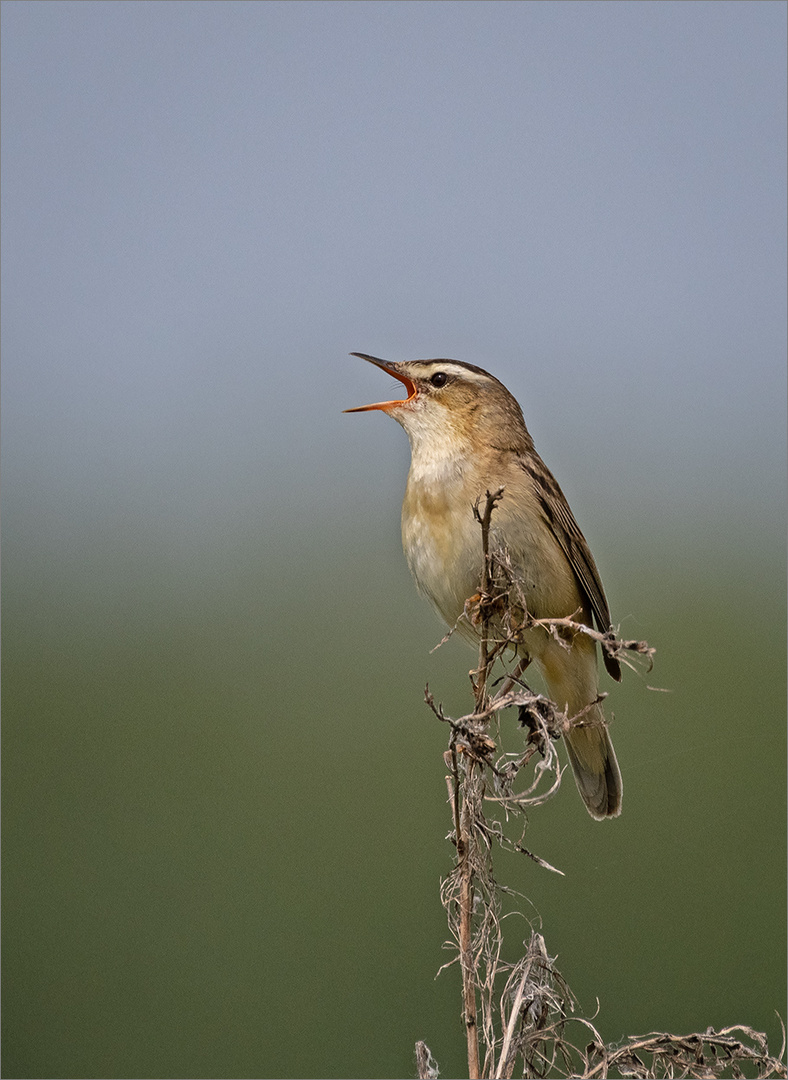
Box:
left=401, top=492, right=481, bottom=630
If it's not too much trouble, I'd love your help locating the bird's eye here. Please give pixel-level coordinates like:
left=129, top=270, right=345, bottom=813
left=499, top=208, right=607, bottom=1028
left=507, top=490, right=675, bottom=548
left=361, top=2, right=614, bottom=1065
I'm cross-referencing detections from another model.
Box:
left=430, top=372, right=448, bottom=387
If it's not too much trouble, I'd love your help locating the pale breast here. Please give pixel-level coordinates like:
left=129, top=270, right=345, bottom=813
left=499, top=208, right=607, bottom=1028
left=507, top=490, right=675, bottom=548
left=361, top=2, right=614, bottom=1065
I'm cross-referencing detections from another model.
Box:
left=401, top=464, right=587, bottom=646
left=401, top=476, right=482, bottom=629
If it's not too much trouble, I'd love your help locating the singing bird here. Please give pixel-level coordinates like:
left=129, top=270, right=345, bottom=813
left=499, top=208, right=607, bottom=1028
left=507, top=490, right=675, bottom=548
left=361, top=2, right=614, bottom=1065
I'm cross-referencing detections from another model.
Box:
left=346, top=353, right=622, bottom=819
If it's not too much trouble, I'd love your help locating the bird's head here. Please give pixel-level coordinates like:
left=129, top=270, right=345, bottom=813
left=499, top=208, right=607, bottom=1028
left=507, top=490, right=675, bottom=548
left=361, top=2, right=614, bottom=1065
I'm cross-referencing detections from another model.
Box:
left=344, top=353, right=531, bottom=458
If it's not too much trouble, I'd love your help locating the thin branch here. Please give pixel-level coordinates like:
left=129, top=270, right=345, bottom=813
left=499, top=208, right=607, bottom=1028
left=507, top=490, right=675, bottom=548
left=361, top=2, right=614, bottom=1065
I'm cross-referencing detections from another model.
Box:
left=472, top=486, right=506, bottom=714
left=458, top=757, right=481, bottom=1080
left=532, top=612, right=656, bottom=674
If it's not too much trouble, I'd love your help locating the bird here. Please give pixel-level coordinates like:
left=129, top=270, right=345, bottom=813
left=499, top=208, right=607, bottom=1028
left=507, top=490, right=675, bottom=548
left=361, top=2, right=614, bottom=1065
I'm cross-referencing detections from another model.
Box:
left=345, top=352, right=622, bottom=820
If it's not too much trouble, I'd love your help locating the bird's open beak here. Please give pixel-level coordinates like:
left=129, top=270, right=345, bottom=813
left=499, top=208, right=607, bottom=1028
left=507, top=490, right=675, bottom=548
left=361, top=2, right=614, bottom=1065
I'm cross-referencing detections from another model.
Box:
left=344, top=353, right=417, bottom=412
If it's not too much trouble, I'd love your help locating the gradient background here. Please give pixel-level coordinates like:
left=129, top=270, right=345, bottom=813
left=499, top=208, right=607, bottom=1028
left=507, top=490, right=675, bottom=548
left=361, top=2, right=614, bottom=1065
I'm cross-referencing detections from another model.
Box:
left=2, top=2, right=786, bottom=1078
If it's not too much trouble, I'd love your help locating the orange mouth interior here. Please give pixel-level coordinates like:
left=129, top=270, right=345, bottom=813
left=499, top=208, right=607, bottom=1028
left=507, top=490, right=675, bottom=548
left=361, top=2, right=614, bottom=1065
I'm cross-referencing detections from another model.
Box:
left=344, top=354, right=417, bottom=412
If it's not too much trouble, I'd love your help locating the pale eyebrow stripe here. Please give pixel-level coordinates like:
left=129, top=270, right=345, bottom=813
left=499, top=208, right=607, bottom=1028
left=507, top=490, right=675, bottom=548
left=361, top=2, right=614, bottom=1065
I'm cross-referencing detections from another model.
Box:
left=413, top=361, right=495, bottom=385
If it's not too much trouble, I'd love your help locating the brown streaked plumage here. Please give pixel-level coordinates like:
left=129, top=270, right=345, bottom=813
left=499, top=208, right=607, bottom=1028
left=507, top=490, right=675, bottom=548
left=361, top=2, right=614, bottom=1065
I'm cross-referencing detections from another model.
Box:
left=346, top=353, right=622, bottom=819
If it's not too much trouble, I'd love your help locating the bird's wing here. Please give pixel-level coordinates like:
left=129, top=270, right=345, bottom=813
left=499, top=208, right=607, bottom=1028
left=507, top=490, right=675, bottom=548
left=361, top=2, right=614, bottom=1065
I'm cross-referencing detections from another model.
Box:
left=520, top=455, right=622, bottom=682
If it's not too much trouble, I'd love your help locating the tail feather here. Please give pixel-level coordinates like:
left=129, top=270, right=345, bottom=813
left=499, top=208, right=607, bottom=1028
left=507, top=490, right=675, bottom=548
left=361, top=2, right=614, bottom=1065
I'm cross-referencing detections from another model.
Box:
left=530, top=632, right=623, bottom=819
left=564, top=715, right=622, bottom=819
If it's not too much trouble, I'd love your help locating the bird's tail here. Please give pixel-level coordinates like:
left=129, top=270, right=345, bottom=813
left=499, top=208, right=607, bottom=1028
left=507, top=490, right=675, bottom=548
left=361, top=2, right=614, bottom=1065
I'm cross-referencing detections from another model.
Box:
left=563, top=704, right=622, bottom=820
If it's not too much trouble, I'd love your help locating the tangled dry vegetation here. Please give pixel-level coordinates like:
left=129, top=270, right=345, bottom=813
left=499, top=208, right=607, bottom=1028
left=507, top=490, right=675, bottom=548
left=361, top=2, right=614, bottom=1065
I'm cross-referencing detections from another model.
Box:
left=414, top=491, right=785, bottom=1080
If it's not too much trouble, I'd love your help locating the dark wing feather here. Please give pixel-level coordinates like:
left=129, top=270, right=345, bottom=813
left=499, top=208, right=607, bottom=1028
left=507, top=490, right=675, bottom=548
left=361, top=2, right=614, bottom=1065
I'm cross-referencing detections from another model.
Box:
left=521, top=456, right=621, bottom=682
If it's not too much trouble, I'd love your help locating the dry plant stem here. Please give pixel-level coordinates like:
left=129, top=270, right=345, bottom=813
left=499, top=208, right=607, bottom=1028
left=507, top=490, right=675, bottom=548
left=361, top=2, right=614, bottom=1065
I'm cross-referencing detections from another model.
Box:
left=473, top=487, right=505, bottom=713
left=495, top=947, right=538, bottom=1079
left=415, top=1040, right=439, bottom=1080
left=458, top=753, right=481, bottom=1080
left=454, top=489, right=506, bottom=1080
left=447, top=741, right=475, bottom=1075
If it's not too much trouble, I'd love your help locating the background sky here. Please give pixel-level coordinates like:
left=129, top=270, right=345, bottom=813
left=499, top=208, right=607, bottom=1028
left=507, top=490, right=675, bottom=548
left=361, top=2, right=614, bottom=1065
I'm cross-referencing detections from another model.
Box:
left=3, top=0, right=786, bottom=536
left=3, top=3, right=786, bottom=1079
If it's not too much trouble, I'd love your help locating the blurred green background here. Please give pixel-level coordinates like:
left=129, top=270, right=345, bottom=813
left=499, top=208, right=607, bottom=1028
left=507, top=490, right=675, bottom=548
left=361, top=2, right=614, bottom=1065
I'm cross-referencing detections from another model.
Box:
left=3, top=504, right=785, bottom=1079
left=3, top=1, right=785, bottom=1077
